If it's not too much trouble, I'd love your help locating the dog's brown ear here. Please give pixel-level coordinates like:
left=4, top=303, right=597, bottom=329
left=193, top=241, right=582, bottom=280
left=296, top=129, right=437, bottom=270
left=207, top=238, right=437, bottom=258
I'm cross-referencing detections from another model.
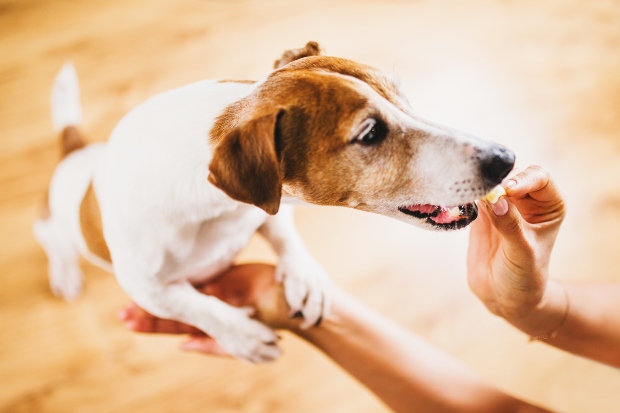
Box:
left=274, top=41, right=322, bottom=69
left=208, top=112, right=282, bottom=215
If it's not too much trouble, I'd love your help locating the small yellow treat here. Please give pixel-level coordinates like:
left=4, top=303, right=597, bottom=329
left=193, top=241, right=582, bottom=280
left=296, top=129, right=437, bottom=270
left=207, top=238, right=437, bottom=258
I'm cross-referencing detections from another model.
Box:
left=481, top=185, right=506, bottom=204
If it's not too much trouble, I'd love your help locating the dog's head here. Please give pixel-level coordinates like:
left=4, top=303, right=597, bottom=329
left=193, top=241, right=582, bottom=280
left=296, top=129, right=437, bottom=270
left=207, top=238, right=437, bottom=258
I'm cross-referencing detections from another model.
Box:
left=208, top=43, right=514, bottom=230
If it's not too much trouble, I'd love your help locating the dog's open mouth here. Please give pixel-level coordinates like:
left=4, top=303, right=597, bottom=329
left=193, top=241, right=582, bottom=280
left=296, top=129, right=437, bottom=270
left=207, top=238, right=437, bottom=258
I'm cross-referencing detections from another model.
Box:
left=398, top=203, right=478, bottom=230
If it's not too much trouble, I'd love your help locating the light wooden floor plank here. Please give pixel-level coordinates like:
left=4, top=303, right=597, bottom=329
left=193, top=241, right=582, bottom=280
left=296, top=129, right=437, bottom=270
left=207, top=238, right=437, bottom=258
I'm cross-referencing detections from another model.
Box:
left=2, top=1, right=620, bottom=412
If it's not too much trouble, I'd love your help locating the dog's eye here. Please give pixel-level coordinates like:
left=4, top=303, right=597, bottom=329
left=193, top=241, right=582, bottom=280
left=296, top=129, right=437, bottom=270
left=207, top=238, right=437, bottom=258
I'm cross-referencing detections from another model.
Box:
left=352, top=119, right=387, bottom=145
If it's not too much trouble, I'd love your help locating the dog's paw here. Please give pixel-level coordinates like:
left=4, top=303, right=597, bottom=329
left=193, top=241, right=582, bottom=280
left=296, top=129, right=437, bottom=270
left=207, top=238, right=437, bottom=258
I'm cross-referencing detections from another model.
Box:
left=276, top=253, right=331, bottom=329
left=212, top=307, right=281, bottom=363
left=49, top=261, right=84, bottom=301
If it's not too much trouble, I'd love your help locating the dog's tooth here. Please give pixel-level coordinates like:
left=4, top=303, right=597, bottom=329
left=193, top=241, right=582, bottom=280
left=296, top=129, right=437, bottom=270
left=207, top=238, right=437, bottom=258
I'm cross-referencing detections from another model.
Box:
left=449, top=206, right=461, bottom=218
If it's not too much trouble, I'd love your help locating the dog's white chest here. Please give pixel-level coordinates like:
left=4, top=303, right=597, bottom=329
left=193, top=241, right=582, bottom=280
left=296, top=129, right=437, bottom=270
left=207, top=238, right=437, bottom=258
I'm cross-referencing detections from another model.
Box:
left=157, top=205, right=267, bottom=284
left=92, top=78, right=268, bottom=283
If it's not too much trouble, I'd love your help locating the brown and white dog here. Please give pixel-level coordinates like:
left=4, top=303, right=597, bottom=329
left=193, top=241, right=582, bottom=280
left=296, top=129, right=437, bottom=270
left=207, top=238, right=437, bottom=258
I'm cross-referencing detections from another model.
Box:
left=34, top=42, right=514, bottom=363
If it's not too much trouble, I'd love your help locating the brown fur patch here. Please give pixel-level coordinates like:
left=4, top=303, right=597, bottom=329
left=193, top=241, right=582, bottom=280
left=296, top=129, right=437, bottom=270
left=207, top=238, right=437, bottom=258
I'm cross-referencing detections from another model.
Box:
left=208, top=54, right=420, bottom=215
left=39, top=126, right=87, bottom=221
left=274, top=41, right=322, bottom=69
left=79, top=183, right=111, bottom=263
left=209, top=68, right=373, bottom=212
left=279, top=56, right=411, bottom=114
left=209, top=100, right=250, bottom=147
left=61, top=126, right=86, bottom=158
left=209, top=111, right=283, bottom=214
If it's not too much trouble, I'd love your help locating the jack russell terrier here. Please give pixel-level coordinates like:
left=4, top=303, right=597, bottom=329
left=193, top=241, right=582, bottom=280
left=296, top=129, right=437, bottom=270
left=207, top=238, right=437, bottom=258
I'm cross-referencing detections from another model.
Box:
left=34, top=42, right=514, bottom=363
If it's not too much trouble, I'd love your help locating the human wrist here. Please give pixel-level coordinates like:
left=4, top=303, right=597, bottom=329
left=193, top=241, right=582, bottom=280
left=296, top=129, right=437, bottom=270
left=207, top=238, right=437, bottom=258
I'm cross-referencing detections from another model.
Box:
left=503, top=280, right=569, bottom=339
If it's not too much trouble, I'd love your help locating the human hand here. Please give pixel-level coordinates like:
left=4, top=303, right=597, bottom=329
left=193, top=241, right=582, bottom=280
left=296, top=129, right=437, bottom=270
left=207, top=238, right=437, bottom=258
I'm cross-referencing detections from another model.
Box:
left=467, top=166, right=566, bottom=334
left=118, top=263, right=302, bottom=355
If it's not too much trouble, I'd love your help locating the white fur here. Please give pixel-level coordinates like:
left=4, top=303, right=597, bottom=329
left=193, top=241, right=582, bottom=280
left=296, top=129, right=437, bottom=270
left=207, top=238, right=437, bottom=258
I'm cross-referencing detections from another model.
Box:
left=34, top=143, right=108, bottom=299
left=51, top=62, right=82, bottom=131
left=41, top=75, right=329, bottom=362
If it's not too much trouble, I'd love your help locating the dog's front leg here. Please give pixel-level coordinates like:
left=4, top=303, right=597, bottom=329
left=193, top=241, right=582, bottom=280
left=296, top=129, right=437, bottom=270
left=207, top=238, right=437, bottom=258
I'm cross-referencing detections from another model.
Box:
left=114, top=263, right=281, bottom=363
left=258, top=204, right=331, bottom=328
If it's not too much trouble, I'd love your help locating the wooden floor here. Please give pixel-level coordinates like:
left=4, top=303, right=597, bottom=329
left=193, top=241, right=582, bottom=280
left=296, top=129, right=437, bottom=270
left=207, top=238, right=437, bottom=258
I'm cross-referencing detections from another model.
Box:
left=2, top=0, right=620, bottom=412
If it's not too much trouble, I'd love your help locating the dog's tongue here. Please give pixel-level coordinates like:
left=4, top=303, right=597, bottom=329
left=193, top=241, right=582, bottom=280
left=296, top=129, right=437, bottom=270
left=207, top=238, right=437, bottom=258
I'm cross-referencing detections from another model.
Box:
left=429, top=208, right=459, bottom=224
left=402, top=204, right=466, bottom=224
left=412, top=205, right=439, bottom=215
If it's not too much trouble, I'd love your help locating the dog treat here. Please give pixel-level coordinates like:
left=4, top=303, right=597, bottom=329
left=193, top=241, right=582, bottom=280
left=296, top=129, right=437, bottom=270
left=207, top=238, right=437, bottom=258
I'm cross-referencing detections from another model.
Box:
left=481, top=185, right=506, bottom=204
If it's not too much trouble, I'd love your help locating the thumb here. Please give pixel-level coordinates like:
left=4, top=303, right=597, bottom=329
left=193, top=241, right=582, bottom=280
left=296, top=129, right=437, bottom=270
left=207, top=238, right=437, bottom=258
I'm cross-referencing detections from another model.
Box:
left=480, top=197, right=528, bottom=249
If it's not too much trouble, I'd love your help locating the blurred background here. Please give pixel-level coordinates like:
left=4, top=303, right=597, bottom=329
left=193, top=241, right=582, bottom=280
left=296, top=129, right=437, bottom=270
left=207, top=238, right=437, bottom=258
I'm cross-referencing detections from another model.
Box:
left=1, top=0, right=620, bottom=412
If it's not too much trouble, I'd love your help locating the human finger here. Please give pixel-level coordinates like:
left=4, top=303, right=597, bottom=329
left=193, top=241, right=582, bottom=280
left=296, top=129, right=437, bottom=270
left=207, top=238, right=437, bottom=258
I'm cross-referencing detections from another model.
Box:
left=479, top=197, right=533, bottom=264
left=119, top=303, right=205, bottom=335
left=503, top=165, right=561, bottom=203
left=179, top=336, right=231, bottom=356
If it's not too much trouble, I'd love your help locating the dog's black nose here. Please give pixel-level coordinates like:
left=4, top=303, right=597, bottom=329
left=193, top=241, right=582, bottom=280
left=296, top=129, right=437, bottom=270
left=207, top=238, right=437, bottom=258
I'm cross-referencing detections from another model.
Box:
left=480, top=145, right=515, bottom=186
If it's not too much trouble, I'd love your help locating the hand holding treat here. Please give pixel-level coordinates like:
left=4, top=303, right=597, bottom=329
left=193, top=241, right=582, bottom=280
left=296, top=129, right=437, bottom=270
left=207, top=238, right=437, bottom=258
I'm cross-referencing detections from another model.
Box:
left=467, top=165, right=567, bottom=336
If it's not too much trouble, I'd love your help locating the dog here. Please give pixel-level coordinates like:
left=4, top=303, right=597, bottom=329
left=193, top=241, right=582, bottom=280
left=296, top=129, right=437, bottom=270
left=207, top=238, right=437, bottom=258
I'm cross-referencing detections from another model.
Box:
left=34, top=42, right=514, bottom=363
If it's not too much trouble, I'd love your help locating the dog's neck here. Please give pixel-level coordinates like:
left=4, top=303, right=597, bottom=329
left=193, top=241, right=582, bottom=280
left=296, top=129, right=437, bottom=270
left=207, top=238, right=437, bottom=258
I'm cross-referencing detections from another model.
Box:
left=281, top=187, right=315, bottom=207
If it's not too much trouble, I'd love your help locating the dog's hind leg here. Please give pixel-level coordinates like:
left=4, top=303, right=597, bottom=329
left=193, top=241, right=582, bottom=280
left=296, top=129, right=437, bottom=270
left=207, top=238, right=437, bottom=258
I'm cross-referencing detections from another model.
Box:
left=34, top=216, right=84, bottom=300
left=34, top=140, right=107, bottom=300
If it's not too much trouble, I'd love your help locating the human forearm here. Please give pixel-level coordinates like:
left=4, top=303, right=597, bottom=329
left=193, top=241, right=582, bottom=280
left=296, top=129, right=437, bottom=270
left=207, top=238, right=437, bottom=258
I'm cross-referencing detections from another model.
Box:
left=294, top=288, right=549, bottom=413
left=506, top=281, right=620, bottom=367
left=121, top=264, right=551, bottom=411
left=468, top=167, right=620, bottom=367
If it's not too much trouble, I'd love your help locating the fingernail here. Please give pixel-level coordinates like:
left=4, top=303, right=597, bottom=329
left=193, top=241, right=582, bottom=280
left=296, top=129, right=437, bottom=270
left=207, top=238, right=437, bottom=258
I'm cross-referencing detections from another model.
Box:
left=491, top=197, right=508, bottom=216
left=123, top=321, right=137, bottom=331
left=179, top=340, right=200, bottom=351
left=503, top=179, right=516, bottom=189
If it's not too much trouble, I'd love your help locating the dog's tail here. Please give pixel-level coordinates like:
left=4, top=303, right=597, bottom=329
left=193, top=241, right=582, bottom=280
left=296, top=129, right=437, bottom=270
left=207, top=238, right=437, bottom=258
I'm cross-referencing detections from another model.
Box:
left=51, top=62, right=86, bottom=158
